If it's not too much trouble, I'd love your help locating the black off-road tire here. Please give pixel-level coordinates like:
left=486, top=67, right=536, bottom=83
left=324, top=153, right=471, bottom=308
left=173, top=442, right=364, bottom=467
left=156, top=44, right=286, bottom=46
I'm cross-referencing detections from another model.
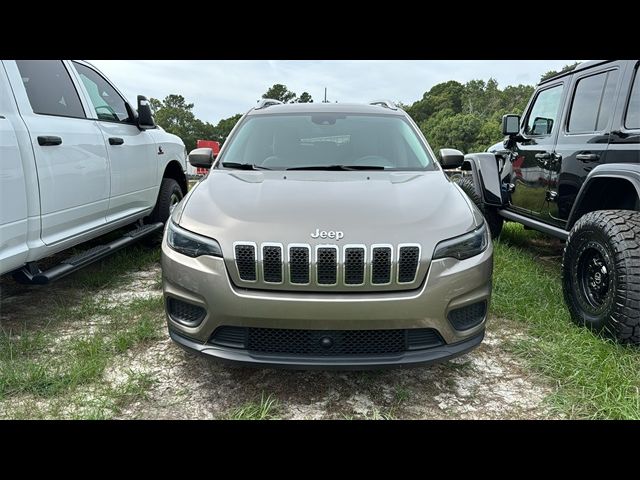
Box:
left=455, top=176, right=503, bottom=238
left=562, top=210, right=640, bottom=344
left=148, top=178, right=183, bottom=225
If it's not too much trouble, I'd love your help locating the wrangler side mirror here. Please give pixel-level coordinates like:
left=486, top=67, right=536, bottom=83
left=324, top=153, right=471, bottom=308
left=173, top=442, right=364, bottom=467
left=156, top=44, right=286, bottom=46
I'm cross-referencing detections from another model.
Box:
left=502, top=114, right=520, bottom=136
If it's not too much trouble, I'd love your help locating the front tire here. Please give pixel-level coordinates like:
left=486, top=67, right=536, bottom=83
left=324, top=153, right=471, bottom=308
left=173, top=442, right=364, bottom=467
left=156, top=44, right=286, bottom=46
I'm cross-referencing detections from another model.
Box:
left=148, top=177, right=183, bottom=225
left=562, top=210, right=640, bottom=344
left=455, top=176, right=503, bottom=238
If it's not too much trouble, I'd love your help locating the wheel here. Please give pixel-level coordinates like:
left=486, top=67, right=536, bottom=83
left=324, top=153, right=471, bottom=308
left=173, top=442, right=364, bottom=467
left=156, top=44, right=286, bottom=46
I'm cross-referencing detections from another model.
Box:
left=454, top=176, right=503, bottom=238
left=147, top=177, right=183, bottom=225
left=562, top=210, right=640, bottom=344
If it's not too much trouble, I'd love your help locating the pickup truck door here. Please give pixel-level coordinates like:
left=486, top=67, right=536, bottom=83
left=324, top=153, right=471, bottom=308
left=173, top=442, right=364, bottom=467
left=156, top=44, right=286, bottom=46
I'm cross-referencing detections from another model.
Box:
left=509, top=81, right=566, bottom=218
left=70, top=61, right=158, bottom=223
left=6, top=60, right=110, bottom=246
left=0, top=111, right=28, bottom=272
left=549, top=63, right=626, bottom=225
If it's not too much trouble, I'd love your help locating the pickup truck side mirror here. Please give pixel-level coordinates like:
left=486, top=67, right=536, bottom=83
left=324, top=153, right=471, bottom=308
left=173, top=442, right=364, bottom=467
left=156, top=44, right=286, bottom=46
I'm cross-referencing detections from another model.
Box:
left=137, top=95, right=156, bottom=130
left=438, top=148, right=464, bottom=169
left=502, top=114, right=520, bottom=136
left=189, top=147, right=216, bottom=168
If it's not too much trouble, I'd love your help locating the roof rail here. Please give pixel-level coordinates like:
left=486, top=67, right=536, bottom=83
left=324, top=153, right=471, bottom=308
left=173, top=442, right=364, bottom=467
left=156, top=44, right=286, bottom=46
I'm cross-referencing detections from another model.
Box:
left=255, top=98, right=284, bottom=110
left=369, top=99, right=398, bottom=110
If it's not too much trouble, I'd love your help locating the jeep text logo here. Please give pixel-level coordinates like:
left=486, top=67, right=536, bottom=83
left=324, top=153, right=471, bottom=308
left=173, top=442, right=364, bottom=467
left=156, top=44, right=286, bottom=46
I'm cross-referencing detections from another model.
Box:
left=310, top=229, right=344, bottom=240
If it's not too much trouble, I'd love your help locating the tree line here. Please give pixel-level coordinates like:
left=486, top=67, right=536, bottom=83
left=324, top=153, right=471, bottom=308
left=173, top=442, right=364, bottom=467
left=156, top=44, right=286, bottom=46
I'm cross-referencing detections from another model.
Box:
left=150, top=64, right=577, bottom=154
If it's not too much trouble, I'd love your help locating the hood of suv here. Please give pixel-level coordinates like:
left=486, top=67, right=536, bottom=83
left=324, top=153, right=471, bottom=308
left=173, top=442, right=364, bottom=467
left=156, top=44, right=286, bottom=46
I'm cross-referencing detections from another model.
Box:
left=179, top=169, right=477, bottom=244
left=176, top=169, right=479, bottom=291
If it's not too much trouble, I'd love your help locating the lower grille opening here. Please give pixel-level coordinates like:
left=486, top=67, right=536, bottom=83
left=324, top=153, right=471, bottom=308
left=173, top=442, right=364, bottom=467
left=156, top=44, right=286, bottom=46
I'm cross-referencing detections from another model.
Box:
left=167, top=298, right=206, bottom=326
left=210, top=326, right=246, bottom=348
left=208, top=327, right=445, bottom=356
left=448, top=301, right=487, bottom=330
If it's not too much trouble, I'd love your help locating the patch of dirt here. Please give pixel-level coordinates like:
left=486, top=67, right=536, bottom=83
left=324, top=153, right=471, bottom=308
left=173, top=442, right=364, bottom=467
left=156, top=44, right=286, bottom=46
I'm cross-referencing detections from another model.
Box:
left=2, top=262, right=559, bottom=419
left=111, top=317, right=557, bottom=420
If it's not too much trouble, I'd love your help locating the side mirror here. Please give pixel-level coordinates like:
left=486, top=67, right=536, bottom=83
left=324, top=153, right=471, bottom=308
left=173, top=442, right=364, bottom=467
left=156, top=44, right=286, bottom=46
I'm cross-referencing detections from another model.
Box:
left=189, top=147, right=215, bottom=168
left=502, top=114, right=520, bottom=136
left=438, top=148, right=464, bottom=169
left=137, top=95, right=155, bottom=130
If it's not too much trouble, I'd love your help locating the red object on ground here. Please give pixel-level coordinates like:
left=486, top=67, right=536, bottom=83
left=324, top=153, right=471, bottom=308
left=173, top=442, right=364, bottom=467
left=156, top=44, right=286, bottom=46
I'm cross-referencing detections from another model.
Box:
left=195, top=139, right=220, bottom=174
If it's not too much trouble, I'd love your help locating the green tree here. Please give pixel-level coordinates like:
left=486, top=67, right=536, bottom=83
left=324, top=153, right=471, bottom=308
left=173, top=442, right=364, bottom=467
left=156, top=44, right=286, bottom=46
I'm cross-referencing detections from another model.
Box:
left=296, top=92, right=313, bottom=103
left=262, top=84, right=297, bottom=103
left=407, top=78, right=535, bottom=154
left=149, top=94, right=201, bottom=151
left=540, top=62, right=580, bottom=82
left=212, top=114, right=242, bottom=144
left=404, top=80, right=464, bottom=123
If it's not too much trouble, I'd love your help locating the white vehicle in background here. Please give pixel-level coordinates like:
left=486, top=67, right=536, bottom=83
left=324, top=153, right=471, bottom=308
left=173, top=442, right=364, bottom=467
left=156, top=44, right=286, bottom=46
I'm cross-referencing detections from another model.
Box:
left=0, top=60, right=188, bottom=284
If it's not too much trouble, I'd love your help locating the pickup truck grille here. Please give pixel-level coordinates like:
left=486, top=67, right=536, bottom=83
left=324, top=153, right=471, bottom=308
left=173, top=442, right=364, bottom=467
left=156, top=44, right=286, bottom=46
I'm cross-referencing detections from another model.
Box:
left=231, top=242, right=422, bottom=291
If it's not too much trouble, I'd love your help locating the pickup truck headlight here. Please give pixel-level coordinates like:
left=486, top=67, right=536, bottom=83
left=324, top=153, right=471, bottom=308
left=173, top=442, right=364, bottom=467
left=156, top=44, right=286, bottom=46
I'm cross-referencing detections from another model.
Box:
left=167, top=221, right=222, bottom=258
left=433, top=223, right=489, bottom=261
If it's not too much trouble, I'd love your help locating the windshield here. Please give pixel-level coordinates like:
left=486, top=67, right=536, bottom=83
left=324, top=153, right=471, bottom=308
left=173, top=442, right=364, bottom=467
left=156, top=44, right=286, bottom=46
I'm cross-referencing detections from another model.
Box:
left=217, top=113, right=435, bottom=171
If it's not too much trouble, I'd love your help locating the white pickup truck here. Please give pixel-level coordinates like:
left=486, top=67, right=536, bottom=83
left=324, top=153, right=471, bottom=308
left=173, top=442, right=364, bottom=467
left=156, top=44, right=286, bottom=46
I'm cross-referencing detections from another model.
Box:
left=0, top=60, right=188, bottom=283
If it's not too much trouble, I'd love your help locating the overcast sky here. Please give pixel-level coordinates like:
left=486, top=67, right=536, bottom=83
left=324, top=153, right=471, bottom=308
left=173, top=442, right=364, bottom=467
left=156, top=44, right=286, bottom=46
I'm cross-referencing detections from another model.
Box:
left=89, top=60, right=577, bottom=125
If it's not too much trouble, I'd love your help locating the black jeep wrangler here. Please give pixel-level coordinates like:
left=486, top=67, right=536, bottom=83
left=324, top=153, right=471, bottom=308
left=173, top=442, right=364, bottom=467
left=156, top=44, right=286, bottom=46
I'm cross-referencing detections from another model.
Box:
left=457, top=60, right=640, bottom=344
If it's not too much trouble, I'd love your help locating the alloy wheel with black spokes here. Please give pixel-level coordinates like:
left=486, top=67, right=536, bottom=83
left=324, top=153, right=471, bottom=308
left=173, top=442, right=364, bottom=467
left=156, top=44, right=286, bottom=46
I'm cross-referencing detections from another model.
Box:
left=576, top=243, right=614, bottom=313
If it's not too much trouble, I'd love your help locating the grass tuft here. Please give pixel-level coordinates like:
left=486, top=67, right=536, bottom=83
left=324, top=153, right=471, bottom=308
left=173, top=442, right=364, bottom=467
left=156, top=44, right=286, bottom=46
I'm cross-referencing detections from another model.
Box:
left=229, top=393, right=280, bottom=420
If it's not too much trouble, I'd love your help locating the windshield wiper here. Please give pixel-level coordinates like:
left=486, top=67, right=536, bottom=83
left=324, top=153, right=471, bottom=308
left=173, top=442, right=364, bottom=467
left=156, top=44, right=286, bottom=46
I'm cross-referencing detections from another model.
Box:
left=221, top=162, right=272, bottom=170
left=286, top=164, right=386, bottom=171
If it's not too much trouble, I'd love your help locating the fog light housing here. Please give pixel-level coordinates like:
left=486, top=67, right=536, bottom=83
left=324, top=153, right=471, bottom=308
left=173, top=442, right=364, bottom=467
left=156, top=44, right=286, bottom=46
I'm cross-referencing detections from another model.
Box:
left=166, top=297, right=206, bottom=327
left=448, top=301, right=487, bottom=330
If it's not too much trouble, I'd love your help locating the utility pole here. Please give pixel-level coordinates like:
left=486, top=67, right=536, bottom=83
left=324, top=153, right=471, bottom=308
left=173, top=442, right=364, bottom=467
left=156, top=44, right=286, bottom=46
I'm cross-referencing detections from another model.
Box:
left=323, top=88, right=328, bottom=103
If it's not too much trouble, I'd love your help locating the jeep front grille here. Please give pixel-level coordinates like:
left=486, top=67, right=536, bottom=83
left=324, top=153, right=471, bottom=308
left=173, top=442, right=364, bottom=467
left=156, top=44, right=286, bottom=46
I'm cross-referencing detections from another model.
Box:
left=230, top=242, right=422, bottom=290
left=234, top=243, right=256, bottom=281
left=371, top=246, right=392, bottom=284
left=398, top=245, right=420, bottom=283
left=316, top=247, right=337, bottom=285
left=262, top=244, right=283, bottom=283
left=344, top=247, right=365, bottom=285
left=288, top=245, right=310, bottom=284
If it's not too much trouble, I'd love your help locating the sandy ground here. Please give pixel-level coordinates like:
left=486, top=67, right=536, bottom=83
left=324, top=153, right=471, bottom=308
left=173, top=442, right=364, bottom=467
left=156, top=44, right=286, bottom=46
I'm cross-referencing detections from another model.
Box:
left=1, top=263, right=558, bottom=419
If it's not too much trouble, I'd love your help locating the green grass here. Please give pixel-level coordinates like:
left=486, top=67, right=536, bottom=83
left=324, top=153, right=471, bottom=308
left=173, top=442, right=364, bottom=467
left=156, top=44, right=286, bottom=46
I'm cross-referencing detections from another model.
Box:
left=0, top=296, right=164, bottom=412
left=229, top=393, right=280, bottom=420
left=493, top=223, right=640, bottom=419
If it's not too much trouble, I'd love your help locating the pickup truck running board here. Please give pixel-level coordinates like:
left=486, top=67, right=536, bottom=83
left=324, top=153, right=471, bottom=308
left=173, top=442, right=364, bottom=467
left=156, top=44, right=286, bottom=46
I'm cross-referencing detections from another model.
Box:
left=13, top=222, right=164, bottom=285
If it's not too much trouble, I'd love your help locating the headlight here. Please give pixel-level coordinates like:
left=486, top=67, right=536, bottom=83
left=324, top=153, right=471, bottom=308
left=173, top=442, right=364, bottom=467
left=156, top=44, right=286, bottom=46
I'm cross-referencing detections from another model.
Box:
left=433, top=223, right=489, bottom=260
left=167, top=221, right=222, bottom=258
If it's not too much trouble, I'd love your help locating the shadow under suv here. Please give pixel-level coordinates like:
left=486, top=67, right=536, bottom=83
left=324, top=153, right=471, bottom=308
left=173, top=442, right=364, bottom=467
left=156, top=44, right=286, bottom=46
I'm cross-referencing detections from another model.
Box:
left=161, top=100, right=493, bottom=368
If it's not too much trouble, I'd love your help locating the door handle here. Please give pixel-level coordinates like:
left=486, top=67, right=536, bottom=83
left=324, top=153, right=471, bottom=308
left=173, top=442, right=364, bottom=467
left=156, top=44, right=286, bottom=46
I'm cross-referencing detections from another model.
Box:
left=37, top=136, right=62, bottom=146
left=535, top=152, right=551, bottom=160
left=109, top=137, right=124, bottom=146
left=576, top=153, right=600, bottom=162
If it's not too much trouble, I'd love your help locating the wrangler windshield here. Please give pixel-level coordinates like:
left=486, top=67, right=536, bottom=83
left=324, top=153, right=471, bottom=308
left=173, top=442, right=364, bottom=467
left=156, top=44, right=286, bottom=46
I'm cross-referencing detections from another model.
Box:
left=218, top=113, right=435, bottom=171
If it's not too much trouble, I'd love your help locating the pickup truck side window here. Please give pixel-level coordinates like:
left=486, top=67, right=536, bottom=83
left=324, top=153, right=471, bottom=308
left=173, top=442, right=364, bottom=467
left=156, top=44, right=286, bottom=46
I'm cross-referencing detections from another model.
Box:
left=524, top=84, right=563, bottom=136
left=625, top=66, right=640, bottom=130
left=568, top=70, right=619, bottom=133
left=16, top=60, right=85, bottom=118
left=73, top=62, right=131, bottom=123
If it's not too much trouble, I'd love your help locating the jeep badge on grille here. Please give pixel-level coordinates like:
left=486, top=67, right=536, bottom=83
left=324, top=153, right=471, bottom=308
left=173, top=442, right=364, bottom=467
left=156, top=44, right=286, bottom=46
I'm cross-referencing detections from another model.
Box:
left=310, top=229, right=344, bottom=240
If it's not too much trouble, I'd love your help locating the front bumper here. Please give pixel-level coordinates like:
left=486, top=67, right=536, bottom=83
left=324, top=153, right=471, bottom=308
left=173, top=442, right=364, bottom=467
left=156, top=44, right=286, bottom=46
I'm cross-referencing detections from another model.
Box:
left=169, top=327, right=484, bottom=369
left=162, top=235, right=493, bottom=368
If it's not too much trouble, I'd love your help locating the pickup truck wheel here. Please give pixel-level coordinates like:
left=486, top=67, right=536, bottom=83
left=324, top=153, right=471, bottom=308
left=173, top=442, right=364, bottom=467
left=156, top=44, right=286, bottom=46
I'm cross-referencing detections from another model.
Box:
left=455, top=176, right=503, bottom=238
left=562, top=210, right=640, bottom=344
left=148, top=178, right=183, bottom=225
